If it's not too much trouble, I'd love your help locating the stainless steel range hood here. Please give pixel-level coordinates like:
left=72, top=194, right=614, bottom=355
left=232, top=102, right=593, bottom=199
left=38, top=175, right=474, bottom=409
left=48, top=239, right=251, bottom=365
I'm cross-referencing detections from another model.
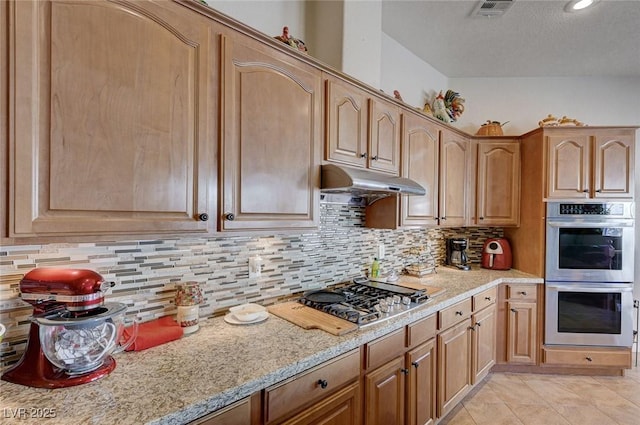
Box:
left=321, top=164, right=426, bottom=201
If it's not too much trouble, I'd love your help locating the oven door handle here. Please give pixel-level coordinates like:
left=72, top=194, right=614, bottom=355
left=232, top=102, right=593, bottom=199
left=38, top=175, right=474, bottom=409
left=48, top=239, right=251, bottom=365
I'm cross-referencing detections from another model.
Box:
left=546, top=220, right=635, bottom=228
left=546, top=283, right=634, bottom=292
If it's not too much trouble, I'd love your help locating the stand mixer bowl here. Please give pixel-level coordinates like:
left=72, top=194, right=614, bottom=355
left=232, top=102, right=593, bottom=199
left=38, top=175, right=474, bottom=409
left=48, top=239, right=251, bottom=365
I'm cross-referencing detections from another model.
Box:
left=35, top=302, right=136, bottom=375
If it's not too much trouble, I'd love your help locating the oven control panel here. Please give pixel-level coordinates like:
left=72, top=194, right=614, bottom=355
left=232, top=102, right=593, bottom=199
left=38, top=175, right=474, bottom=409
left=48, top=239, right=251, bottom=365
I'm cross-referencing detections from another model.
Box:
left=557, top=203, right=627, bottom=216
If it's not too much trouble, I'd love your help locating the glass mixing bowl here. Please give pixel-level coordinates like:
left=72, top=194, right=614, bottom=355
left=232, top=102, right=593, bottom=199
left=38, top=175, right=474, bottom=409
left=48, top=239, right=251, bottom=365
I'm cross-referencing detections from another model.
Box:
left=35, top=302, right=137, bottom=375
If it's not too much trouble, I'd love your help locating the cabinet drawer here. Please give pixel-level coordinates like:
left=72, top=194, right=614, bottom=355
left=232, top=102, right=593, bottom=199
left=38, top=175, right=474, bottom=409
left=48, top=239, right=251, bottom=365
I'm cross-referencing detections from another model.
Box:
left=265, top=349, right=360, bottom=423
left=365, top=328, right=406, bottom=370
left=506, top=284, right=537, bottom=301
left=543, top=346, right=631, bottom=368
left=438, top=298, right=472, bottom=330
left=472, top=287, right=497, bottom=312
left=406, top=314, right=437, bottom=348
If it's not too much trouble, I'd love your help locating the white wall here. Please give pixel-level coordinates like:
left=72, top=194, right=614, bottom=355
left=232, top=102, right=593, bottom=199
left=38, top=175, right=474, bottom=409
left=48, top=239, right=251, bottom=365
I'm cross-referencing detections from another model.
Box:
left=206, top=0, right=307, bottom=42
left=380, top=33, right=448, bottom=110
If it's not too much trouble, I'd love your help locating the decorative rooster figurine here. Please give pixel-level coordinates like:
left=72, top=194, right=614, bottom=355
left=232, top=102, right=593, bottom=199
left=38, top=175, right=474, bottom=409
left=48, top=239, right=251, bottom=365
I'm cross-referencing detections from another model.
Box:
left=275, top=26, right=308, bottom=52
left=432, top=91, right=450, bottom=123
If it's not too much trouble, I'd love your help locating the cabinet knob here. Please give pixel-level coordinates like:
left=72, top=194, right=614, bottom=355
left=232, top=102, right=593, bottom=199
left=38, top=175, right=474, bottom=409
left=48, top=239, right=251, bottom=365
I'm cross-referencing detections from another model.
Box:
left=511, top=308, right=517, bottom=313
left=411, top=361, right=419, bottom=369
left=371, top=155, right=379, bottom=161
left=400, top=368, right=409, bottom=375
left=476, top=322, right=482, bottom=327
left=485, top=296, right=491, bottom=301
left=197, top=213, right=209, bottom=222
left=585, top=356, right=593, bottom=362
left=479, top=217, right=484, bottom=220
left=582, top=189, right=589, bottom=193
left=468, top=326, right=476, bottom=332
left=595, top=189, right=601, bottom=193
left=519, top=291, right=527, bottom=296
left=224, top=212, right=235, bottom=221
left=455, top=311, right=463, bottom=316
left=360, top=153, right=368, bottom=158
left=317, top=379, right=328, bottom=389
left=441, top=217, right=446, bottom=220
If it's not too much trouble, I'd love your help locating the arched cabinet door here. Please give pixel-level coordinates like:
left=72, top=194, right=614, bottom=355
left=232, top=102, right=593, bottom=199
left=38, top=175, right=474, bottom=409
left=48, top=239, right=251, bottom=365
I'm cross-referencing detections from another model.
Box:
left=219, top=32, right=321, bottom=231
left=9, top=0, right=214, bottom=237
left=593, top=133, right=634, bottom=199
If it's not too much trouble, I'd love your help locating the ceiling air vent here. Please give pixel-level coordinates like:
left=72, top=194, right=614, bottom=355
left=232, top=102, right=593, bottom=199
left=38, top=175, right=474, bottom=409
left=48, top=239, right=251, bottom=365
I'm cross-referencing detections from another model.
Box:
left=471, top=0, right=515, bottom=17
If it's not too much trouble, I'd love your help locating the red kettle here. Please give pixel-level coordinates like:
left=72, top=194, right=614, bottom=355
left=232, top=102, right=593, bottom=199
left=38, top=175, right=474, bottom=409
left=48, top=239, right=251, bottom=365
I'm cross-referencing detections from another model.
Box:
left=481, top=238, right=512, bottom=270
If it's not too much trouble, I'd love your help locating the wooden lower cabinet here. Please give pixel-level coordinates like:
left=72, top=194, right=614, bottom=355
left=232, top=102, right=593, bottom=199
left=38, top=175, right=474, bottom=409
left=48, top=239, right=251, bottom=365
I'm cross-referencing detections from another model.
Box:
left=471, top=304, right=497, bottom=384
left=406, top=338, right=437, bottom=425
left=280, top=382, right=361, bottom=425
left=364, top=356, right=406, bottom=425
left=495, top=283, right=540, bottom=366
left=190, top=396, right=257, bottom=425
left=436, top=318, right=472, bottom=419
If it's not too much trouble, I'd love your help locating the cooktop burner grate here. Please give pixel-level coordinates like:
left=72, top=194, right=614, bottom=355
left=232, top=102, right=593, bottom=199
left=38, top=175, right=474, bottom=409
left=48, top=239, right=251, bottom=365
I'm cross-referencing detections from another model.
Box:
left=299, top=278, right=429, bottom=326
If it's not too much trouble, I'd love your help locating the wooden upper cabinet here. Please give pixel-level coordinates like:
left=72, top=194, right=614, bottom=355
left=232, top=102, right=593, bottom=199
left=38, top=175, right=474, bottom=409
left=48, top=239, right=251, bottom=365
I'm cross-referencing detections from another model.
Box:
left=546, top=134, right=591, bottom=199
left=439, top=129, right=470, bottom=227
left=400, top=112, right=440, bottom=227
left=325, top=77, right=368, bottom=168
left=220, top=32, right=321, bottom=231
left=369, top=97, right=401, bottom=175
left=593, top=132, right=634, bottom=198
left=546, top=129, right=635, bottom=199
left=324, top=74, right=400, bottom=175
left=474, top=139, right=520, bottom=227
left=9, top=0, right=215, bottom=237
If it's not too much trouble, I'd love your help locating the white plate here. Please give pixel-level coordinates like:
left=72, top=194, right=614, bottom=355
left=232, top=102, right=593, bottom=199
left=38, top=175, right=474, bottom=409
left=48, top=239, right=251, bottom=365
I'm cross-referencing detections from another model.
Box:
left=224, top=311, right=269, bottom=325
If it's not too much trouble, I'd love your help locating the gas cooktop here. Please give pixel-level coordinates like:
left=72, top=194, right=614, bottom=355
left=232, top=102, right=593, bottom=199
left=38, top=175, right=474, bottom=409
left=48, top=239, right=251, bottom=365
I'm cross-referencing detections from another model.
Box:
left=299, top=277, right=430, bottom=327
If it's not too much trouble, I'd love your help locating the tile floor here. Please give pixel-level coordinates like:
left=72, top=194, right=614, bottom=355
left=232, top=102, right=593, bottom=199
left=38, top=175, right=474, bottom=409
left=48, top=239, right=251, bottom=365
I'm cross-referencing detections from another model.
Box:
left=440, top=361, right=640, bottom=425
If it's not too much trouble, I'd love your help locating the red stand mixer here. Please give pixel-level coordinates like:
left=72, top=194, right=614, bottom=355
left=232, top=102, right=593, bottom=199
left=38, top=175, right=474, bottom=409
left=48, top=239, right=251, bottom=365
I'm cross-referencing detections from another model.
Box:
left=1, top=268, right=135, bottom=388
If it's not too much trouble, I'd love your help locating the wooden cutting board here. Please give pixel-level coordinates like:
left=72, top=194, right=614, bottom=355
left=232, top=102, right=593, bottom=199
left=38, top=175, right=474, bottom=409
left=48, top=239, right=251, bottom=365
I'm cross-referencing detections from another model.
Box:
left=268, top=301, right=358, bottom=336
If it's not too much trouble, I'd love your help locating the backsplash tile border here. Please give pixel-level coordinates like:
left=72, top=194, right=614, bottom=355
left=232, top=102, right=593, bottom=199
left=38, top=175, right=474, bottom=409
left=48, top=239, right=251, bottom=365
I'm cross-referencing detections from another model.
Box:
left=0, top=203, right=502, bottom=368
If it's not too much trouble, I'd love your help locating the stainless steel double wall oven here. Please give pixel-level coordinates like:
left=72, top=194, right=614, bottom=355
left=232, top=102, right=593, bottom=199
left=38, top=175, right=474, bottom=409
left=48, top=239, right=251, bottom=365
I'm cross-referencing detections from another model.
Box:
left=545, top=202, right=635, bottom=347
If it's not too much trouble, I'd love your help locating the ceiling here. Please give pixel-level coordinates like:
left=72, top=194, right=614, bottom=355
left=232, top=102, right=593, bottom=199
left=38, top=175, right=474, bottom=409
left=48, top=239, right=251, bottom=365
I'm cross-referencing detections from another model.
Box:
left=381, top=0, right=640, bottom=78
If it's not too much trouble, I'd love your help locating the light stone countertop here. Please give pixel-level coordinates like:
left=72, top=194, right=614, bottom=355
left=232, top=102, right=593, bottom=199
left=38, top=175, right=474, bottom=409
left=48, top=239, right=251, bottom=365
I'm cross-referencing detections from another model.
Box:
left=0, top=267, right=542, bottom=425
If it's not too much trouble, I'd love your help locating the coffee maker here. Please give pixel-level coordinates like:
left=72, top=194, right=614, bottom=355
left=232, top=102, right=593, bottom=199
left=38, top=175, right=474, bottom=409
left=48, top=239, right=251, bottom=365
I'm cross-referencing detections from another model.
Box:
left=1, top=268, right=136, bottom=388
left=446, top=238, right=471, bottom=271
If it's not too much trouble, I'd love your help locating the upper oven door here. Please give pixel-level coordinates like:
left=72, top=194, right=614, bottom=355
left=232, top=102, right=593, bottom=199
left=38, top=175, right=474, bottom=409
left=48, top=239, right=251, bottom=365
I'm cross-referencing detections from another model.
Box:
left=545, top=215, right=635, bottom=283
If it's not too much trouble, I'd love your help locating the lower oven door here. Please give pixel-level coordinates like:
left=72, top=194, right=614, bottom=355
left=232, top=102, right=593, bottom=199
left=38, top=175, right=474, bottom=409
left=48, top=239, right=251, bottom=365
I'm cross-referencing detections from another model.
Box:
left=545, top=282, right=634, bottom=347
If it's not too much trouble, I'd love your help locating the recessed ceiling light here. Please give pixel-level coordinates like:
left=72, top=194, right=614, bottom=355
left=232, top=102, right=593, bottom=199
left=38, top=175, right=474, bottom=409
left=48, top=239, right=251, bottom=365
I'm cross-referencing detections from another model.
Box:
left=565, top=0, right=599, bottom=12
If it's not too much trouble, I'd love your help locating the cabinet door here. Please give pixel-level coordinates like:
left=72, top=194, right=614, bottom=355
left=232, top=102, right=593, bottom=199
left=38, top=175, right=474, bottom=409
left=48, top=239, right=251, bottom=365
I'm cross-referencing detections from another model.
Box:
left=471, top=305, right=496, bottom=384
left=365, top=356, right=405, bottom=425
left=400, top=113, right=439, bottom=227
left=546, top=134, right=590, bottom=199
left=369, top=97, right=401, bottom=175
left=220, top=33, right=321, bottom=231
left=325, top=76, right=368, bottom=168
left=439, top=130, right=469, bottom=226
left=407, top=338, right=436, bottom=425
left=593, top=133, right=634, bottom=199
left=437, top=319, right=472, bottom=418
left=280, top=382, right=361, bottom=425
left=507, top=301, right=537, bottom=364
left=191, top=397, right=251, bottom=425
left=475, top=141, right=520, bottom=226
left=10, top=0, right=213, bottom=236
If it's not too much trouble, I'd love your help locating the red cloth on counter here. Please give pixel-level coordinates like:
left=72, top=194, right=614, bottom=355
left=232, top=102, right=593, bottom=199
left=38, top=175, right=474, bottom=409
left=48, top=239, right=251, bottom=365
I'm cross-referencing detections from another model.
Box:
left=123, top=316, right=184, bottom=351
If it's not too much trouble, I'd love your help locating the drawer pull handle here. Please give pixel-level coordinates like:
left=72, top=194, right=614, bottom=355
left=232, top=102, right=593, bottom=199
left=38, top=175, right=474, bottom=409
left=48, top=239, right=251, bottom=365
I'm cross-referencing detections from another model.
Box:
left=585, top=357, right=593, bottom=362
left=317, top=379, right=328, bottom=389
left=401, top=368, right=409, bottom=375
left=411, top=361, right=419, bottom=369
left=455, top=311, right=463, bottom=316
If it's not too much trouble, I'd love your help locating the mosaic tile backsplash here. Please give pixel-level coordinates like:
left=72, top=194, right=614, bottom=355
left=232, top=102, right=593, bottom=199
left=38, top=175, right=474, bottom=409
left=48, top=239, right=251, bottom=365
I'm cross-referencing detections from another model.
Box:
left=0, top=203, right=503, bottom=368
